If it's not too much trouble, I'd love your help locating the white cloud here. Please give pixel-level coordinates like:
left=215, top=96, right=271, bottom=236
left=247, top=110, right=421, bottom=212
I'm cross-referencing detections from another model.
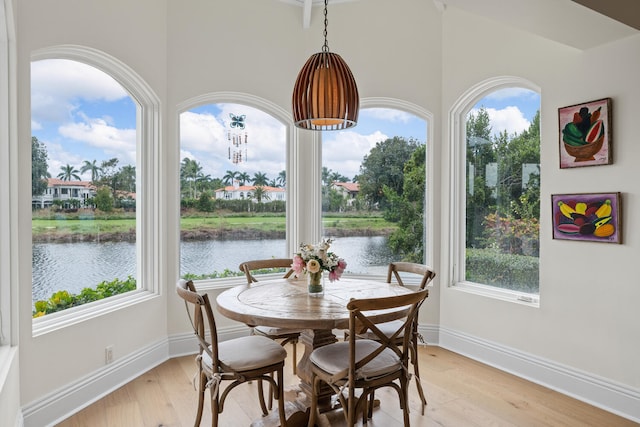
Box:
left=362, top=108, right=414, bottom=124
left=58, top=117, right=136, bottom=165
left=31, top=59, right=129, bottom=126
left=44, top=141, right=87, bottom=180
left=323, top=130, right=388, bottom=179
left=179, top=104, right=287, bottom=180
left=470, top=106, right=530, bottom=138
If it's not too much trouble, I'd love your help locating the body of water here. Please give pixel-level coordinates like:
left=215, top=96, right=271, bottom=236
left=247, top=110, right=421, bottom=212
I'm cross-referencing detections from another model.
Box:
left=32, top=236, right=395, bottom=303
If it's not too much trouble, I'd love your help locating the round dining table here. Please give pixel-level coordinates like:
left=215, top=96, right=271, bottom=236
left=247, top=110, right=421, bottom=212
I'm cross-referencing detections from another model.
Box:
left=216, top=276, right=413, bottom=426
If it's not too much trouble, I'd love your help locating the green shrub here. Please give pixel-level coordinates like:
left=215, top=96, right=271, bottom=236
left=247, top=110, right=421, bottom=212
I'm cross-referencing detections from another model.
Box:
left=182, top=268, right=244, bottom=281
left=33, top=276, right=137, bottom=317
left=466, top=248, right=539, bottom=293
left=182, top=267, right=288, bottom=282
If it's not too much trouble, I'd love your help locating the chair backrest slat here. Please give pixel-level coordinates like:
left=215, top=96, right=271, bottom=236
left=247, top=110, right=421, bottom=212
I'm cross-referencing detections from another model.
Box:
left=239, top=258, right=294, bottom=283
left=346, top=288, right=429, bottom=384
left=386, top=261, right=436, bottom=289
left=176, top=279, right=220, bottom=372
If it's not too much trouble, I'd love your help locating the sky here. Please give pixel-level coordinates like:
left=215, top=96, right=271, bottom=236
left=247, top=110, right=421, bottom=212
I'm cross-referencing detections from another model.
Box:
left=31, top=59, right=541, bottom=183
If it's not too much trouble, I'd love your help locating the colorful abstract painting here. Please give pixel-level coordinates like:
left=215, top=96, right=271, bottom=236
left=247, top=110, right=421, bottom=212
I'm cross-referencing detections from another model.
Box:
left=552, top=192, right=621, bottom=243
left=559, top=98, right=612, bottom=168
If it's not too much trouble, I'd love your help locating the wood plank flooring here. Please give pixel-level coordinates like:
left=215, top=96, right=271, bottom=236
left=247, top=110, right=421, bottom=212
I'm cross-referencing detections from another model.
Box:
left=56, top=345, right=637, bottom=427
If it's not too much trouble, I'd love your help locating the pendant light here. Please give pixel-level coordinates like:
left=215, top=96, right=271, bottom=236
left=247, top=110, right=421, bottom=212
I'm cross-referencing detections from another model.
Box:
left=292, top=0, right=359, bottom=131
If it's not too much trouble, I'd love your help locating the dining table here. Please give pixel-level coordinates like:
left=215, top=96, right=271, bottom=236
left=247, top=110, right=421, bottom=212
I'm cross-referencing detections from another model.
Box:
left=215, top=276, right=414, bottom=427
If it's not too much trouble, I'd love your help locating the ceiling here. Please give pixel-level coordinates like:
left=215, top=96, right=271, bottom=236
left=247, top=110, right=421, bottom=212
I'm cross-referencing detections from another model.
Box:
left=571, top=0, right=640, bottom=31
left=281, top=0, right=639, bottom=49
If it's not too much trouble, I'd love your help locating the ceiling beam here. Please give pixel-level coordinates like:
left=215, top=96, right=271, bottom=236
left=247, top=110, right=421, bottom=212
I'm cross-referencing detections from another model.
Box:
left=302, top=0, right=312, bottom=29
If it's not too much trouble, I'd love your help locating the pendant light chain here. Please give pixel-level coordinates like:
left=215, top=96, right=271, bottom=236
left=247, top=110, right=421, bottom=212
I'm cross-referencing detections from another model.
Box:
left=322, top=0, right=329, bottom=53
left=292, top=0, right=359, bottom=130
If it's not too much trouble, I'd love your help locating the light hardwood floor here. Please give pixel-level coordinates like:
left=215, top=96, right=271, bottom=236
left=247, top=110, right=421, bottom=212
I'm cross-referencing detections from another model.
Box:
left=57, top=345, right=637, bottom=427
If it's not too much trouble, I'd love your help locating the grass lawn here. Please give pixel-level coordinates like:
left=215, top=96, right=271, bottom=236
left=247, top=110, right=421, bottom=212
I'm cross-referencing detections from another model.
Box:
left=32, top=213, right=395, bottom=238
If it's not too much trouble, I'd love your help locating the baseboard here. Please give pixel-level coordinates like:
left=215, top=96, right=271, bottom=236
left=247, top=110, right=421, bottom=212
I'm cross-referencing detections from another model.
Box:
left=21, top=325, right=250, bottom=427
left=435, top=325, right=640, bottom=424
left=416, top=323, right=440, bottom=346
left=22, top=324, right=639, bottom=426
left=22, top=339, right=169, bottom=427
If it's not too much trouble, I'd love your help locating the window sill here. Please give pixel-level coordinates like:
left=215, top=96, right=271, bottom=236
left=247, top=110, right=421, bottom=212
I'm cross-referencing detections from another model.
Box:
left=32, top=289, right=159, bottom=337
left=452, top=281, right=539, bottom=307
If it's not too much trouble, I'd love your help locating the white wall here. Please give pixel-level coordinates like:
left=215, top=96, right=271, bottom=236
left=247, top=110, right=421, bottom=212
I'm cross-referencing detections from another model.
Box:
left=16, top=0, right=169, bottom=423
left=8, top=0, right=640, bottom=425
left=439, top=5, right=640, bottom=420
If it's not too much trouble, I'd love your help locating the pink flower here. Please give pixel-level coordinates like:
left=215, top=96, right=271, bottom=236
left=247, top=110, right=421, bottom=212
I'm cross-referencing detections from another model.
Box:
left=328, top=270, right=339, bottom=282
left=292, top=255, right=305, bottom=276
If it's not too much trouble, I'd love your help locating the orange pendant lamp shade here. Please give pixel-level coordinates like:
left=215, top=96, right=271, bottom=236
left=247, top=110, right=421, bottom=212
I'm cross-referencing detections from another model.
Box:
left=292, top=51, right=359, bottom=131
left=292, top=0, right=359, bottom=131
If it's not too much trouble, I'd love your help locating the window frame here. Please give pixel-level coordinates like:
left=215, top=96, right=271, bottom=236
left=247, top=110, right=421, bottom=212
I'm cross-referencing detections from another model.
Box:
left=448, top=76, right=541, bottom=305
left=30, top=45, right=162, bottom=336
left=324, top=97, right=435, bottom=273
left=0, top=0, right=16, bottom=348
left=175, top=93, right=297, bottom=290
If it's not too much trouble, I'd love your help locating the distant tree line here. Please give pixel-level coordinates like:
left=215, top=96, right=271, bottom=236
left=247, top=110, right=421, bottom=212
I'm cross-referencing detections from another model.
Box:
left=31, top=136, right=136, bottom=212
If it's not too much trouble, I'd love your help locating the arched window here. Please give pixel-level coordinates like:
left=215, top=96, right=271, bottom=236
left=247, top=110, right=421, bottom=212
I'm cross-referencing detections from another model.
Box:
left=178, top=100, right=288, bottom=282
left=31, top=46, right=161, bottom=332
left=450, top=77, right=540, bottom=300
left=321, top=99, right=433, bottom=277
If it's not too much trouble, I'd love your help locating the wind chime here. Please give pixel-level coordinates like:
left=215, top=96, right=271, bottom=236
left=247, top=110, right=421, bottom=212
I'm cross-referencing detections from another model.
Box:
left=227, top=113, right=248, bottom=164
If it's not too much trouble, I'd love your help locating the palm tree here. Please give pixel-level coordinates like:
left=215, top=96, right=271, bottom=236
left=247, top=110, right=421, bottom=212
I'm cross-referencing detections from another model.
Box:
left=277, top=170, right=286, bottom=188
left=252, top=171, right=268, bottom=186
left=196, top=173, right=212, bottom=195
left=329, top=171, right=348, bottom=183
left=222, top=170, right=239, bottom=186
left=237, top=172, right=250, bottom=185
left=321, top=167, right=331, bottom=186
left=80, top=159, right=102, bottom=183
left=253, top=185, right=271, bottom=203
left=180, top=158, right=202, bottom=198
left=57, top=164, right=81, bottom=181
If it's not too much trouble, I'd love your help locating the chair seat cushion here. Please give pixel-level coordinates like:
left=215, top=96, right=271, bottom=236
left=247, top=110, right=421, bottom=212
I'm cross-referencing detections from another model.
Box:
left=310, top=340, right=401, bottom=381
left=254, top=325, right=302, bottom=337
left=203, top=335, right=287, bottom=371
left=356, top=319, right=405, bottom=340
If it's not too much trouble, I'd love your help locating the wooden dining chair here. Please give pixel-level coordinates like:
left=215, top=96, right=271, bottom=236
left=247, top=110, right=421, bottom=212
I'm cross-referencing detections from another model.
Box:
left=239, top=258, right=302, bottom=410
left=239, top=258, right=301, bottom=375
left=176, top=279, right=288, bottom=427
left=307, top=288, right=430, bottom=427
left=345, top=261, right=436, bottom=415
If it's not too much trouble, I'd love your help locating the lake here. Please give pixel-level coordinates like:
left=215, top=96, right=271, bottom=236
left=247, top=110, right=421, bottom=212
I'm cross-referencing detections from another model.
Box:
left=32, top=236, right=395, bottom=303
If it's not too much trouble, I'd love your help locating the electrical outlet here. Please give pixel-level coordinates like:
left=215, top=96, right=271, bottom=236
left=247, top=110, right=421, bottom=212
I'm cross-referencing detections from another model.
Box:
left=105, top=345, right=114, bottom=364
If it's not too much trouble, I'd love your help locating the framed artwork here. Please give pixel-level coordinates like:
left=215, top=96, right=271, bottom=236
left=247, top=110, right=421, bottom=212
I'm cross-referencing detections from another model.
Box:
left=559, top=97, right=612, bottom=168
left=551, top=192, right=621, bottom=243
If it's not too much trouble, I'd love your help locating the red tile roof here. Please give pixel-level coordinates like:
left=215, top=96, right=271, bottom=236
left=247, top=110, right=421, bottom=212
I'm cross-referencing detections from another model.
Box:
left=333, top=182, right=359, bottom=192
left=47, top=178, right=94, bottom=188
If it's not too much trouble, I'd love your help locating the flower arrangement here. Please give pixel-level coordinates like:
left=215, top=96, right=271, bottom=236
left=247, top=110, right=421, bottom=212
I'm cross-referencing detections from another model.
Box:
left=292, top=238, right=347, bottom=282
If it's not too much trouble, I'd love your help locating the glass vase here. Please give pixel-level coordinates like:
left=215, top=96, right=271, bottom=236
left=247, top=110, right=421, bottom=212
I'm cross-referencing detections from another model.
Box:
left=307, top=271, right=324, bottom=297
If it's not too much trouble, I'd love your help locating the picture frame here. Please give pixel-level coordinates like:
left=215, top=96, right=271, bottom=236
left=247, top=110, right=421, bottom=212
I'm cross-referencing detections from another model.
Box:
left=551, top=192, right=621, bottom=243
left=559, top=97, right=612, bottom=168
